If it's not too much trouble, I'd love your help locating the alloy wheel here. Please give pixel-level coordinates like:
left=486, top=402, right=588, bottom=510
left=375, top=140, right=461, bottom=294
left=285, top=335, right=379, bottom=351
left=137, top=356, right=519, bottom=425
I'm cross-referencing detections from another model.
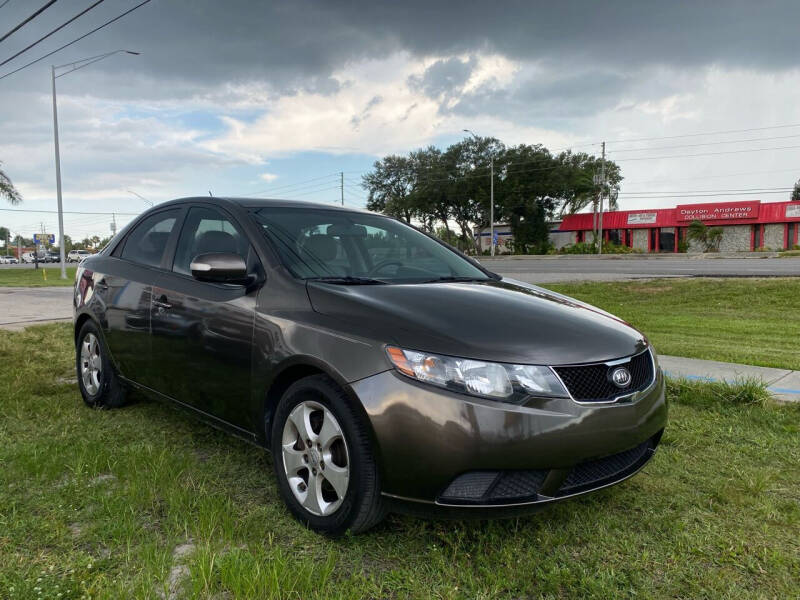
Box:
left=80, top=333, right=102, bottom=396
left=281, top=400, right=350, bottom=516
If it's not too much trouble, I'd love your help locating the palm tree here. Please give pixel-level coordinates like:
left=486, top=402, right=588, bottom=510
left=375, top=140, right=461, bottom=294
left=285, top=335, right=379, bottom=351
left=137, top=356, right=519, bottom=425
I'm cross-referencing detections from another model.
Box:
left=1, top=162, right=22, bottom=205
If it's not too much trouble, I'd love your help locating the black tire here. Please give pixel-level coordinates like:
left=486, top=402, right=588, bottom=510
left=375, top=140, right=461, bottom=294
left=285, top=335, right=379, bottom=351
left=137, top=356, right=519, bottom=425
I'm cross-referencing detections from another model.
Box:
left=75, top=320, right=127, bottom=409
left=270, top=374, right=386, bottom=536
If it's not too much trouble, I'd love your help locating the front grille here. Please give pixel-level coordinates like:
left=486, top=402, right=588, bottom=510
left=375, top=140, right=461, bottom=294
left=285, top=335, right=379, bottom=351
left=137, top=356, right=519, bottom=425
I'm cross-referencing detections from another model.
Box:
left=553, top=349, right=654, bottom=402
left=557, top=439, right=654, bottom=496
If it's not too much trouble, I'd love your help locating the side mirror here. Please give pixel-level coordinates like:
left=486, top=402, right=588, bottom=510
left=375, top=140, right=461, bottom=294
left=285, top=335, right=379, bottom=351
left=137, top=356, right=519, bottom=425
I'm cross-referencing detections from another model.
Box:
left=190, top=253, right=248, bottom=284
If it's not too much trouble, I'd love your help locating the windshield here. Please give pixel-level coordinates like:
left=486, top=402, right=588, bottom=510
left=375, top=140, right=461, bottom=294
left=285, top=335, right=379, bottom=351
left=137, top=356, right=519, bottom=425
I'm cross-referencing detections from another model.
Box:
left=251, top=207, right=490, bottom=283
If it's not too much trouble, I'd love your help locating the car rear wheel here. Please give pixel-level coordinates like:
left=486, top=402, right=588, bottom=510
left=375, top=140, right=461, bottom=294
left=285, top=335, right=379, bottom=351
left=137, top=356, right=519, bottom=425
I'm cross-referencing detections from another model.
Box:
left=76, top=320, right=127, bottom=409
left=271, top=374, right=385, bottom=535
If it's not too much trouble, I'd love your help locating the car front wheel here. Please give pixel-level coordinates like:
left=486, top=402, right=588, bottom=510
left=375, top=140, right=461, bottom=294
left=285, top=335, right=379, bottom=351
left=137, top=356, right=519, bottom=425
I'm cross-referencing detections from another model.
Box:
left=271, top=374, right=385, bottom=535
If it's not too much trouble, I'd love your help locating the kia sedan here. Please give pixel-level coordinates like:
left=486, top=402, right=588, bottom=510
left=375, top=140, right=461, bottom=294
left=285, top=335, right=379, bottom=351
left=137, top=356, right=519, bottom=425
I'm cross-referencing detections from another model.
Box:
left=73, top=197, right=667, bottom=535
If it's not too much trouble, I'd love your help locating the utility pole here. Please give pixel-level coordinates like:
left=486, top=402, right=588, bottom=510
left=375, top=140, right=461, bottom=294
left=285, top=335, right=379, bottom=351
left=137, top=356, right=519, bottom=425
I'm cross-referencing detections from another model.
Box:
left=340, top=172, right=344, bottom=206
left=111, top=213, right=117, bottom=236
left=490, top=155, right=495, bottom=256
left=51, top=65, right=66, bottom=278
left=597, top=141, right=606, bottom=255
left=50, top=50, right=139, bottom=279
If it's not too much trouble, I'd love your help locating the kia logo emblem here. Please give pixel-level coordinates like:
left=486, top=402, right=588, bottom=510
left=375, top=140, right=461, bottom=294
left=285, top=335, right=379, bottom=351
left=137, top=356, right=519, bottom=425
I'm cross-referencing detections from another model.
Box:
left=611, top=367, right=632, bottom=388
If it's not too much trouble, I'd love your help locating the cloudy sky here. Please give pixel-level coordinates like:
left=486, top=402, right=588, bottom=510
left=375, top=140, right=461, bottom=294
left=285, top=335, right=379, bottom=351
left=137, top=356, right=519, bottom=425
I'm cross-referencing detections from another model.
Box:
left=2, top=0, right=800, bottom=240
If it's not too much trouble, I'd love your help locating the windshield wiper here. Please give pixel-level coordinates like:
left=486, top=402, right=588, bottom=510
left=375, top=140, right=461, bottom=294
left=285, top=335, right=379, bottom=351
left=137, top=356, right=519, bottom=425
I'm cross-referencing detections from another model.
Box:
left=420, top=276, right=488, bottom=284
left=307, top=276, right=387, bottom=285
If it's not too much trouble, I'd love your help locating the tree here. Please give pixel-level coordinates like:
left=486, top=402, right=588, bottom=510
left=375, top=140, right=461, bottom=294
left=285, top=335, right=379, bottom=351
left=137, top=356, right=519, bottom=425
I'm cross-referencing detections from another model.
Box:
left=0, top=162, right=22, bottom=205
left=362, top=135, right=619, bottom=255
left=441, top=136, right=504, bottom=254
left=791, top=179, right=800, bottom=201
left=0, top=226, right=9, bottom=248
left=363, top=155, right=416, bottom=223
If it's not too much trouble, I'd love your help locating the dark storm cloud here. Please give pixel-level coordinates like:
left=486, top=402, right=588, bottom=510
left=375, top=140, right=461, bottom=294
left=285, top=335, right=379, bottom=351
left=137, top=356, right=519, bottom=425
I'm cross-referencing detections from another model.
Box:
left=1, top=0, right=798, bottom=100
left=408, top=57, right=477, bottom=99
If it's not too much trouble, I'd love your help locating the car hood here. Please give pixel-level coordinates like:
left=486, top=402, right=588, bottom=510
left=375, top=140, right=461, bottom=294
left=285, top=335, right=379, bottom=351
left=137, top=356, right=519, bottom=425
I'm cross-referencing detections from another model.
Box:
left=306, top=277, right=647, bottom=365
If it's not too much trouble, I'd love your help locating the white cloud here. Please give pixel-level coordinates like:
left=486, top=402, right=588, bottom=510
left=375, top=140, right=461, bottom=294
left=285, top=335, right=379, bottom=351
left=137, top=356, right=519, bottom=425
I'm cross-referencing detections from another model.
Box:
left=259, top=172, right=279, bottom=182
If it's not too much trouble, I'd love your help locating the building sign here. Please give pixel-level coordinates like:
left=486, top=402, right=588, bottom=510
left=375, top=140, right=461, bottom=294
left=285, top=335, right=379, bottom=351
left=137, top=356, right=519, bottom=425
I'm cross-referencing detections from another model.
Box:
left=676, top=201, right=760, bottom=222
left=627, top=212, right=658, bottom=225
left=787, top=204, right=800, bottom=218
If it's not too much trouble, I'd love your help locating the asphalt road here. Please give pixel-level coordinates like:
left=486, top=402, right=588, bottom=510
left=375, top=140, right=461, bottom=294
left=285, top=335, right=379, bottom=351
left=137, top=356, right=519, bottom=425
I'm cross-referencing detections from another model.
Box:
left=480, top=256, right=800, bottom=283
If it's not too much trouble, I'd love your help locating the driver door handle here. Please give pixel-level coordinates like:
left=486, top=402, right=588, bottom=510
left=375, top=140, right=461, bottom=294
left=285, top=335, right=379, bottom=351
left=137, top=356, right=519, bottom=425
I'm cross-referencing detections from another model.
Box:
left=152, top=296, right=172, bottom=310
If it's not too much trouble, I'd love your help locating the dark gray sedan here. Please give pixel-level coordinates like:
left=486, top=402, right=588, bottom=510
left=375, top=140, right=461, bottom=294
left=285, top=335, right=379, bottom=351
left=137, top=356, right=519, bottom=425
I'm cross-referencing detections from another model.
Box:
left=73, top=197, right=667, bottom=535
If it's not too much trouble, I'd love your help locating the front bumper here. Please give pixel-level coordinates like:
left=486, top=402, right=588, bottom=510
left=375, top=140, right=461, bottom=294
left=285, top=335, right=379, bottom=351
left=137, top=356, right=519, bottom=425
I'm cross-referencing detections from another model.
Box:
left=351, top=366, right=667, bottom=506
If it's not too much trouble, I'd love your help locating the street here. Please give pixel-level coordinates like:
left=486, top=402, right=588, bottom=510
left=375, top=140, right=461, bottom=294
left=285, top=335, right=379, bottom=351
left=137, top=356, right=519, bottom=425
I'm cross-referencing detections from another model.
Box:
left=480, top=256, right=800, bottom=283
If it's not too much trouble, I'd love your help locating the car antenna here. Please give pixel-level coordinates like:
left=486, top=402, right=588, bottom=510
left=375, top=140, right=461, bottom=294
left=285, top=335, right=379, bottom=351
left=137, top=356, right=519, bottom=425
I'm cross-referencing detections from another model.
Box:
left=208, top=190, right=213, bottom=197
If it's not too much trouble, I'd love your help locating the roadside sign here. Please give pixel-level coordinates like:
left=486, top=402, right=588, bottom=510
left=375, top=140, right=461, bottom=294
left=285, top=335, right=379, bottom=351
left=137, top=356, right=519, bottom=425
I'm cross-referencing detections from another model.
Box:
left=33, top=233, right=55, bottom=245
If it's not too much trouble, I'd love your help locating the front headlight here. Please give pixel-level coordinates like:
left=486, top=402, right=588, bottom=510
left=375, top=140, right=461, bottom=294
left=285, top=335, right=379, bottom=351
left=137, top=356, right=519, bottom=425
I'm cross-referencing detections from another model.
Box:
left=386, top=346, right=569, bottom=403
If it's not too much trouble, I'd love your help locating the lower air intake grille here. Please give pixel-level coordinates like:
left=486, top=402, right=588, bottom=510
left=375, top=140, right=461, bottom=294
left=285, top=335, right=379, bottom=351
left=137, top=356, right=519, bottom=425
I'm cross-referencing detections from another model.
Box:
left=439, top=469, right=548, bottom=505
left=557, top=439, right=654, bottom=496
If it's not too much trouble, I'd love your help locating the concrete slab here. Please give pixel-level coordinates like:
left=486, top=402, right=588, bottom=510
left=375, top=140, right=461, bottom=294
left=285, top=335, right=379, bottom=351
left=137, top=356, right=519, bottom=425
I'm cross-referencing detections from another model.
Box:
left=767, top=371, right=800, bottom=403
left=660, top=355, right=799, bottom=403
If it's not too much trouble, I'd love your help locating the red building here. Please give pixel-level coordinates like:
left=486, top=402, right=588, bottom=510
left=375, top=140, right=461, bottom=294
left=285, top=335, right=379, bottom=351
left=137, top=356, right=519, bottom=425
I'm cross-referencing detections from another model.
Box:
left=559, top=200, right=800, bottom=252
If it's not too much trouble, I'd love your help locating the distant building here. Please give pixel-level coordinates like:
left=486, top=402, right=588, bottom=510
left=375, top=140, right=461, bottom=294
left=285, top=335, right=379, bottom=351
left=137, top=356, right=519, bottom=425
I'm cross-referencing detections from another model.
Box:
left=475, top=221, right=572, bottom=254
left=558, top=200, right=800, bottom=252
left=472, top=200, right=800, bottom=253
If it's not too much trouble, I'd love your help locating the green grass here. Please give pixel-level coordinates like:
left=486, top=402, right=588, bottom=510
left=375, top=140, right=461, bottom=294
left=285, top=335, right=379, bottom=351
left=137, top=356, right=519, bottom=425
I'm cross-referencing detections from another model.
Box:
left=545, top=277, right=800, bottom=371
left=1, top=323, right=798, bottom=599
left=0, top=266, right=76, bottom=287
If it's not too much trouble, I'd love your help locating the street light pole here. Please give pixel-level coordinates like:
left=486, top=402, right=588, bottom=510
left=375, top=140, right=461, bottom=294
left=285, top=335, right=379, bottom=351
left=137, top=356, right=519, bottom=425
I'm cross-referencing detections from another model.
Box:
left=51, top=64, right=66, bottom=278
left=51, top=50, right=139, bottom=279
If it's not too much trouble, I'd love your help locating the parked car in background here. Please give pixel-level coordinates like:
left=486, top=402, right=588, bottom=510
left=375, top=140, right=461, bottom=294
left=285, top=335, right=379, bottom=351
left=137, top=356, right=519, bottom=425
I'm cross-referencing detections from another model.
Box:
left=21, top=252, right=42, bottom=264
left=68, top=249, right=91, bottom=263
left=73, top=197, right=667, bottom=536
left=2, top=255, right=19, bottom=264
left=44, top=251, right=61, bottom=263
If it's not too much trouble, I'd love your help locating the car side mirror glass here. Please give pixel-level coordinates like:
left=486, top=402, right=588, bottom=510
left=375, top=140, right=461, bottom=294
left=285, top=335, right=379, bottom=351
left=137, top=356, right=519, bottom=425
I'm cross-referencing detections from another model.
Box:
left=190, top=252, right=248, bottom=284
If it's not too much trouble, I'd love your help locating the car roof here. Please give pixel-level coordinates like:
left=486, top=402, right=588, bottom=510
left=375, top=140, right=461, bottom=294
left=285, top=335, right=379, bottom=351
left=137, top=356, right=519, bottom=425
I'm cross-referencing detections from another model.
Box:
left=164, top=196, right=370, bottom=214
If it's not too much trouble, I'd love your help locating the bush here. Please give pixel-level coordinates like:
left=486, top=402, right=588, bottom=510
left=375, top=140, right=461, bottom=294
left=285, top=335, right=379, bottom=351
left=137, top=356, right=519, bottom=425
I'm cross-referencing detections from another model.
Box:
left=558, top=241, right=634, bottom=254
left=677, top=240, right=689, bottom=253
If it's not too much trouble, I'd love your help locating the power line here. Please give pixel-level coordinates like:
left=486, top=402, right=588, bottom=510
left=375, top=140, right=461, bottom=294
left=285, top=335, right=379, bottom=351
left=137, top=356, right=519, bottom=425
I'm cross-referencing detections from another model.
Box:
left=604, top=122, right=800, bottom=145
left=0, top=207, right=139, bottom=215
left=238, top=172, right=341, bottom=197
left=609, top=133, right=800, bottom=154
left=614, top=144, right=800, bottom=162
left=0, top=1, right=12, bottom=10
left=253, top=181, right=344, bottom=199
left=0, top=0, right=57, bottom=44
left=618, top=190, right=793, bottom=199
left=618, top=186, right=794, bottom=195
left=622, top=167, right=800, bottom=187
left=0, top=0, right=106, bottom=68
left=0, top=0, right=152, bottom=81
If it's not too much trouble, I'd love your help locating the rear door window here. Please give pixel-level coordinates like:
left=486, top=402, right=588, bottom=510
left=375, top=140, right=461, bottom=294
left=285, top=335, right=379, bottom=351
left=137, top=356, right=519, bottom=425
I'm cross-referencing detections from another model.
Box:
left=120, top=209, right=181, bottom=268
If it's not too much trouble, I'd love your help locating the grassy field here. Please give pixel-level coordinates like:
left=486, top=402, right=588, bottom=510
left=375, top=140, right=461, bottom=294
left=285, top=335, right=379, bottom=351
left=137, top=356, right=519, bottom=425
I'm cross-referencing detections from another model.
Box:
left=0, top=266, right=77, bottom=287
left=546, top=277, right=800, bottom=371
left=0, top=323, right=798, bottom=599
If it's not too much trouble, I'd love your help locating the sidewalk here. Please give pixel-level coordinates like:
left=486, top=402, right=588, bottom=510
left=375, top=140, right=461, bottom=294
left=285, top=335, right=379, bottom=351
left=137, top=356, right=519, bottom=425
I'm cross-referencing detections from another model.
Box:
left=660, top=355, right=800, bottom=403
